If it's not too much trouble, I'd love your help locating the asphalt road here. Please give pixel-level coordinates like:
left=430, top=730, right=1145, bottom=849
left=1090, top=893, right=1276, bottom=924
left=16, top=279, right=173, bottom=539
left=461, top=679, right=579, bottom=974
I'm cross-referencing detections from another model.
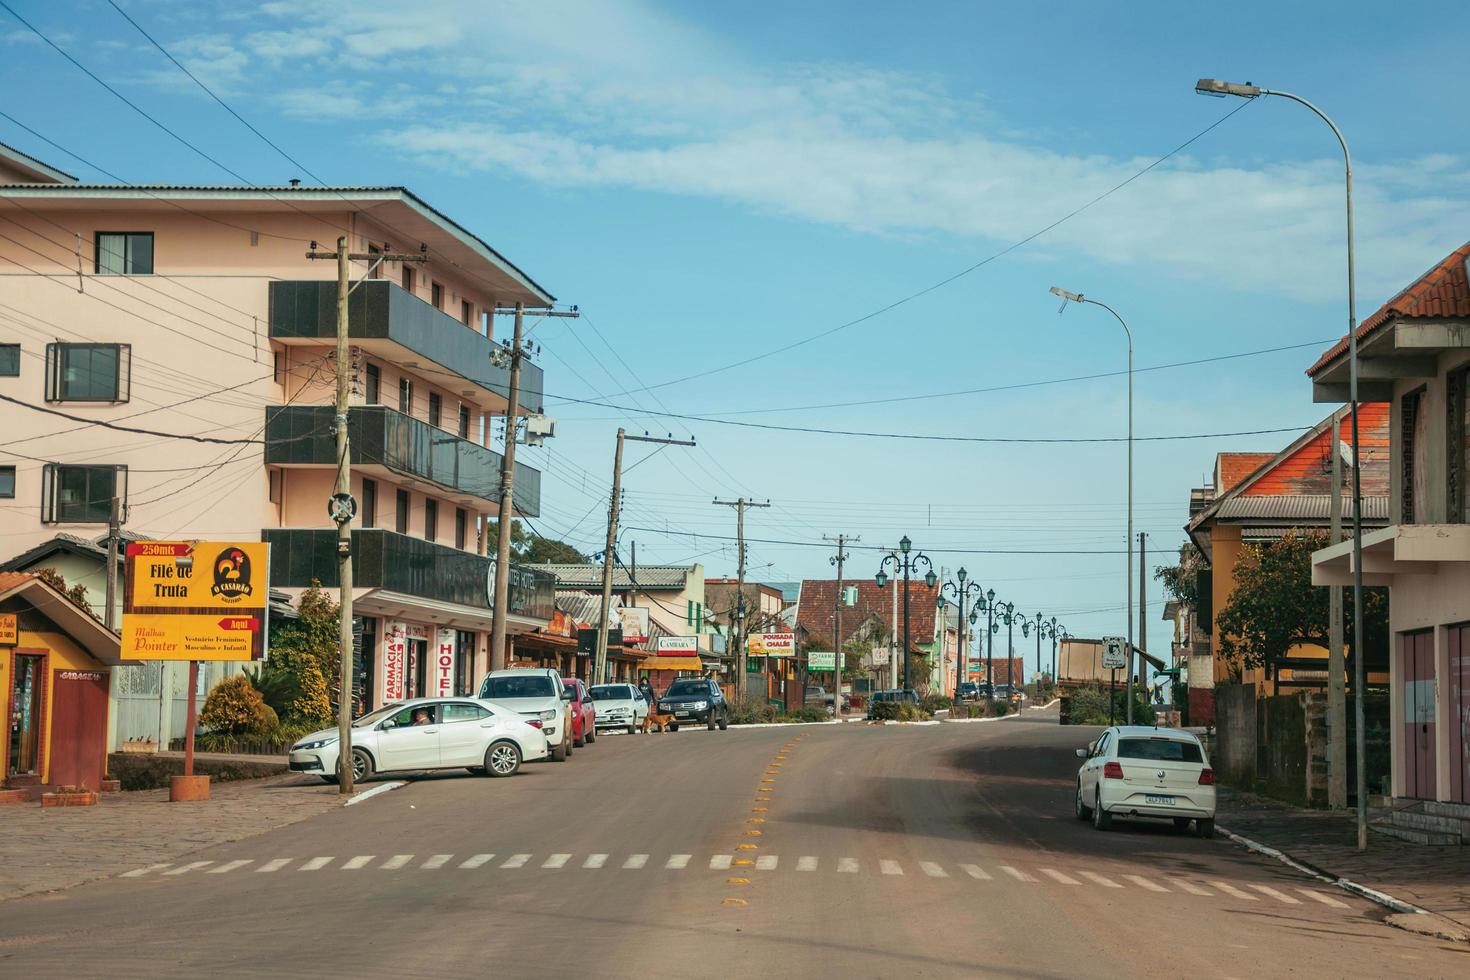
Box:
left=3, top=709, right=1466, bottom=979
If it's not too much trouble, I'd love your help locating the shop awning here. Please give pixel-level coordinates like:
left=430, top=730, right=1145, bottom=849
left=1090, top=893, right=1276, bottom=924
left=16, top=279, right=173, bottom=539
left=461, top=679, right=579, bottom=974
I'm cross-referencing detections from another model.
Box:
left=640, top=655, right=704, bottom=671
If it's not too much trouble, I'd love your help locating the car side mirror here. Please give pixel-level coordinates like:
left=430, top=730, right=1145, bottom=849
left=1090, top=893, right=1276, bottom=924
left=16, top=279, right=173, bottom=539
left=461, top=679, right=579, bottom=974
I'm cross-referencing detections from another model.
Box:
left=561, top=689, right=573, bottom=701
left=1074, top=748, right=1087, bottom=759
left=380, top=719, right=398, bottom=731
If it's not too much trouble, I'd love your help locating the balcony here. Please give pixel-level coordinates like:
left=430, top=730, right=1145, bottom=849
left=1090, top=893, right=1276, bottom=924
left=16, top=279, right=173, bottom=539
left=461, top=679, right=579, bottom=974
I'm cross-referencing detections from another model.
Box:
left=265, top=405, right=539, bottom=516
left=263, top=528, right=557, bottom=621
left=268, top=280, right=545, bottom=414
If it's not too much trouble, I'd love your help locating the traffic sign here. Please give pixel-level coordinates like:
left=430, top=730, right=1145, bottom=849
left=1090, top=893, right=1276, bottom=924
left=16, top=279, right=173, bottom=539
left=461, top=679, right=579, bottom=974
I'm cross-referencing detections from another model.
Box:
left=1102, top=636, right=1127, bottom=670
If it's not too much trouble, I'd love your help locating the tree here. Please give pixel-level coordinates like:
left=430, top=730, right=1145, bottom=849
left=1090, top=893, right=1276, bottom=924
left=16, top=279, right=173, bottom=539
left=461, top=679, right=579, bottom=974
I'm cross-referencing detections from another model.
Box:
left=485, top=518, right=588, bottom=564
left=264, top=582, right=338, bottom=726
left=1215, top=531, right=1388, bottom=673
left=1155, top=542, right=1205, bottom=607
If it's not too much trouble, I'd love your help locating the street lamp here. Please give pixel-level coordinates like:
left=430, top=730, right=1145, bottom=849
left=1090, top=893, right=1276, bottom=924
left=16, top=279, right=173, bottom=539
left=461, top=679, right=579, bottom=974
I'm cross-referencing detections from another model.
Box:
left=973, top=589, right=1003, bottom=698
left=1018, top=611, right=1048, bottom=704
left=1194, top=78, right=1368, bottom=851
left=938, top=568, right=984, bottom=700
left=1050, top=285, right=1134, bottom=723
left=1040, top=617, right=1063, bottom=702
left=876, top=536, right=935, bottom=694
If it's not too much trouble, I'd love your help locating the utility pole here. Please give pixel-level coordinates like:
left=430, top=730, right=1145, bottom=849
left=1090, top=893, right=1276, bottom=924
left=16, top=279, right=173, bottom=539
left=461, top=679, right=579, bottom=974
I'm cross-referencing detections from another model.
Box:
left=1138, top=531, right=1147, bottom=716
left=595, top=431, right=695, bottom=685
left=714, top=497, right=770, bottom=693
left=1328, top=413, right=1348, bottom=809
left=826, top=534, right=858, bottom=718
left=308, top=237, right=424, bottom=794
left=104, top=496, right=120, bottom=630
left=488, top=304, right=578, bottom=674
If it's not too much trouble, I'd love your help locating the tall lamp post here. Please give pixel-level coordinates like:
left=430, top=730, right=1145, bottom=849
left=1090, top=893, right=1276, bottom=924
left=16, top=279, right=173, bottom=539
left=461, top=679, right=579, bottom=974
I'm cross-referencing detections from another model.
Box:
left=1019, top=612, right=1048, bottom=703
left=875, top=536, right=936, bottom=694
left=1194, top=79, right=1367, bottom=851
left=1050, top=285, right=1134, bottom=723
left=938, top=569, right=984, bottom=700
left=1042, top=618, right=1064, bottom=701
left=974, top=590, right=1006, bottom=698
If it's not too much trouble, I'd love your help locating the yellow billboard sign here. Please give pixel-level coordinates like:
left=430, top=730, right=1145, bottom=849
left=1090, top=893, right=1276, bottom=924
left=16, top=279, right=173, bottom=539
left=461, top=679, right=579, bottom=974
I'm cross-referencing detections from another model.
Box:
left=0, top=612, right=16, bottom=645
left=121, top=541, right=269, bottom=661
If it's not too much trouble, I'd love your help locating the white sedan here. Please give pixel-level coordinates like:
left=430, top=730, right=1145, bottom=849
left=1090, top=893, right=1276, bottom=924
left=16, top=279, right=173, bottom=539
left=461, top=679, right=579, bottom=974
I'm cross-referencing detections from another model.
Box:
left=1075, top=725, right=1216, bottom=837
left=289, top=697, right=549, bottom=782
left=589, top=683, right=649, bottom=734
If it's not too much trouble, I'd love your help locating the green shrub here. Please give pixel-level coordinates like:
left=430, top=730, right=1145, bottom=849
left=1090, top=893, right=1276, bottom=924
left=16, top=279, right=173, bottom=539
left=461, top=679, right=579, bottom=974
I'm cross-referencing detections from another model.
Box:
left=777, top=706, right=830, bottom=724
left=1066, top=684, right=1156, bottom=726
left=989, top=699, right=1013, bottom=717
left=872, top=700, right=931, bottom=721
left=727, top=698, right=779, bottom=726
left=920, top=693, right=953, bottom=713
left=199, top=674, right=278, bottom=737
left=948, top=702, right=985, bottom=719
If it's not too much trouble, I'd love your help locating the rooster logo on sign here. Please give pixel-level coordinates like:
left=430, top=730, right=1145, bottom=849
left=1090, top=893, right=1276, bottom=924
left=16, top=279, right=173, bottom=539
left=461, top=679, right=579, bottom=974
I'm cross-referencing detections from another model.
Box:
left=210, top=547, right=254, bottom=602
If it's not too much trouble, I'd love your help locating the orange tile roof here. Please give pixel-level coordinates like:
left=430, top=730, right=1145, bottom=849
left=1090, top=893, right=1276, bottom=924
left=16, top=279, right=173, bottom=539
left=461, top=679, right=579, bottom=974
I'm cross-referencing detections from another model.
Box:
left=1217, top=453, right=1274, bottom=493
left=1308, top=241, right=1470, bottom=377
left=0, top=571, right=35, bottom=593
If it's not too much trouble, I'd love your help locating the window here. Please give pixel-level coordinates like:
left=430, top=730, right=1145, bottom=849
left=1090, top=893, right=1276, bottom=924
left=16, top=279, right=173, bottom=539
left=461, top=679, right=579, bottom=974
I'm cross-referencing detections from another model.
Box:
left=365, top=364, right=380, bottom=405
left=0, top=465, right=14, bottom=498
left=431, top=282, right=443, bottom=309
left=458, top=405, right=470, bottom=439
left=95, top=232, right=154, bottom=275
left=455, top=507, right=467, bottom=550
left=272, top=351, right=283, bottom=385
left=479, top=674, right=557, bottom=699
left=686, top=600, right=702, bottom=629
left=1402, top=388, right=1427, bottom=523
left=367, top=243, right=382, bottom=279
left=386, top=703, right=438, bottom=727
left=0, top=344, right=19, bottom=376
left=424, top=499, right=438, bottom=542
left=461, top=300, right=473, bottom=326
left=361, top=478, right=377, bottom=529
left=268, top=469, right=281, bottom=504
left=428, top=392, right=442, bottom=428
left=396, top=489, right=410, bottom=534
left=45, top=343, right=130, bottom=402
left=442, top=702, right=492, bottom=724
left=402, top=265, right=415, bottom=294
left=1117, top=738, right=1204, bottom=763
left=41, top=464, right=124, bottom=524
left=399, top=377, right=413, bottom=415
left=1449, top=367, right=1469, bottom=524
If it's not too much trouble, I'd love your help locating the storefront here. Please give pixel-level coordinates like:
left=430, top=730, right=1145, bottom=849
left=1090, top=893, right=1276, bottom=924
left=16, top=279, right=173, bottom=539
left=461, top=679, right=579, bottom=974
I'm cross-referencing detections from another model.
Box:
left=1, top=573, right=131, bottom=796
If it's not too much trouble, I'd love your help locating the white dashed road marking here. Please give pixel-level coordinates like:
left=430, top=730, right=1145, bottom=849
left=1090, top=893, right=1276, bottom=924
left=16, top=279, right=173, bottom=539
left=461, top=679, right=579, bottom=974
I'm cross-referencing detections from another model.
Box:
left=1167, top=878, right=1212, bottom=896
left=797, top=856, right=818, bottom=871
left=1209, top=880, right=1259, bottom=901
left=501, top=854, right=530, bottom=869
left=299, top=857, right=334, bottom=872
left=423, top=855, right=453, bottom=869
left=1249, top=884, right=1301, bottom=904
left=164, top=861, right=214, bottom=876
left=623, top=854, right=648, bottom=869
left=837, top=858, right=860, bottom=873
left=1041, top=869, right=1080, bottom=885
left=1077, top=870, right=1121, bottom=889
left=919, top=862, right=947, bottom=878
left=382, top=855, right=414, bottom=870
left=880, top=860, right=903, bottom=876
left=664, top=854, right=691, bottom=869
left=122, top=864, right=170, bottom=878
left=583, top=854, right=608, bottom=869
left=208, top=860, right=252, bottom=874
left=999, top=866, right=1037, bottom=883
left=343, top=856, right=374, bottom=870
left=460, top=854, right=495, bottom=869
left=709, top=855, right=732, bottom=870
left=257, top=858, right=292, bottom=873
left=1124, top=875, right=1169, bottom=893
left=1298, top=888, right=1350, bottom=908
left=542, top=854, right=571, bottom=869
left=960, top=864, right=992, bottom=880
left=756, top=855, right=779, bottom=871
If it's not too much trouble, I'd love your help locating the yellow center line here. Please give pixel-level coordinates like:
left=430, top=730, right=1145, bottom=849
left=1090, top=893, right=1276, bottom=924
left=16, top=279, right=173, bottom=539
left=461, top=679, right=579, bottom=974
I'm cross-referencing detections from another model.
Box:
left=727, top=877, right=750, bottom=885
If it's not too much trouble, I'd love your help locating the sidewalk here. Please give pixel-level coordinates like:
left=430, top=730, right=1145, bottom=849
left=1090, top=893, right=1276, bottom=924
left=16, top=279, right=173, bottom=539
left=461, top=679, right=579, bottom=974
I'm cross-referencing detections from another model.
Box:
left=1217, top=787, right=1470, bottom=932
left=0, top=772, right=344, bottom=902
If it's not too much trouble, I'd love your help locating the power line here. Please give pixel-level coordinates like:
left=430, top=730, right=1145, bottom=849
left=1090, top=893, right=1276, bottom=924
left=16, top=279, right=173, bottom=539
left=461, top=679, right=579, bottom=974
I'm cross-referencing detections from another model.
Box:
left=621, top=525, right=1128, bottom=555
left=0, top=393, right=264, bottom=444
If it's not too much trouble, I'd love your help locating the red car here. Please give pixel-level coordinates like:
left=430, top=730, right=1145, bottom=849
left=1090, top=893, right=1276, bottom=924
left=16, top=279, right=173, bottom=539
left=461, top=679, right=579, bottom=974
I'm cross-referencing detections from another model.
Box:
left=563, top=679, right=597, bottom=747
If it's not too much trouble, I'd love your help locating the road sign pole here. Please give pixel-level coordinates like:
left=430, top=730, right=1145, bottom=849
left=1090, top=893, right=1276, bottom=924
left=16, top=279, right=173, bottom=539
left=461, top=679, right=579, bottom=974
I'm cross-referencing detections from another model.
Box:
left=1110, top=669, right=1116, bottom=726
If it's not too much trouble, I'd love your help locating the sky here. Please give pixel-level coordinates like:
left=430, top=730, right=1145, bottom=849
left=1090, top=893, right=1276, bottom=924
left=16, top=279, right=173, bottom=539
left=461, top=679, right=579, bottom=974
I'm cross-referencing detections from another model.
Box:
left=3, top=0, right=1469, bottom=674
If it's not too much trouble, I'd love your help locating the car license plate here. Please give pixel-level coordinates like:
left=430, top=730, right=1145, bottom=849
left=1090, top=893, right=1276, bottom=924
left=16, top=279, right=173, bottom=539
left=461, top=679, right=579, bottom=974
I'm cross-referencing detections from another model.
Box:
left=675, top=711, right=690, bottom=717
left=1145, top=794, right=1175, bottom=805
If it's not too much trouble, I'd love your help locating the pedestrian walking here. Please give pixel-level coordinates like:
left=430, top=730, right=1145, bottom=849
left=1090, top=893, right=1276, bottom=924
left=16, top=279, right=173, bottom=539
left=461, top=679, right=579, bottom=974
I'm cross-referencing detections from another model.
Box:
left=638, top=676, right=656, bottom=706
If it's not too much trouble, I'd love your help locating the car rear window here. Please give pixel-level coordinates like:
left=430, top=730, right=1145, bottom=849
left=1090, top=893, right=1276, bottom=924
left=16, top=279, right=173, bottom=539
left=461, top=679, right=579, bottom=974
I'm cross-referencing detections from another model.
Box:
left=664, top=680, right=709, bottom=697
left=589, top=685, right=630, bottom=701
left=1118, top=738, right=1203, bottom=763
left=480, top=675, right=557, bottom=699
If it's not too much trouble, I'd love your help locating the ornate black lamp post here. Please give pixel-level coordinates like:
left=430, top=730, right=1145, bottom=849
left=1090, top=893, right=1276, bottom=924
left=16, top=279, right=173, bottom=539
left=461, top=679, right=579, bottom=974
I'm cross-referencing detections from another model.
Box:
left=875, top=536, right=935, bottom=694
left=937, top=568, right=984, bottom=700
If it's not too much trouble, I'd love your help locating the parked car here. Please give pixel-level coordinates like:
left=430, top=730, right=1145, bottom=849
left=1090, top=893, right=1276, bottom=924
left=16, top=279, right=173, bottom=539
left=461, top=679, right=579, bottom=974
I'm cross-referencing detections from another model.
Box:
left=804, top=684, right=848, bottom=716
left=956, top=681, right=982, bottom=703
left=994, top=684, right=1021, bottom=704
left=658, top=677, right=729, bottom=730
left=866, top=688, right=919, bottom=719
left=289, top=697, right=549, bottom=782
left=478, top=667, right=574, bottom=761
left=590, top=683, right=649, bottom=734
left=1074, top=725, right=1216, bottom=836
left=563, top=678, right=597, bottom=746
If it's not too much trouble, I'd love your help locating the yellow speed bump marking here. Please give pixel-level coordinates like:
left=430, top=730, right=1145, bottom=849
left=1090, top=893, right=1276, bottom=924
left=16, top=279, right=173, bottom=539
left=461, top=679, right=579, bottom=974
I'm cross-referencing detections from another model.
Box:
left=743, top=830, right=763, bottom=837
left=756, top=796, right=771, bottom=802
left=752, top=807, right=768, bottom=813
left=765, top=769, right=780, bottom=774
left=748, top=817, right=765, bottom=824
left=737, top=843, right=758, bottom=850
left=733, top=859, right=754, bottom=866
left=722, top=898, right=748, bottom=906
left=727, top=877, right=750, bottom=885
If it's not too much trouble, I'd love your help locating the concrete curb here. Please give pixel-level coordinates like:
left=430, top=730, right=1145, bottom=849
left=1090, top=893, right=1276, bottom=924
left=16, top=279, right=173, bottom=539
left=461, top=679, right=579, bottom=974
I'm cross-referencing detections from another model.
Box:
left=1215, top=824, right=1469, bottom=943
left=344, top=780, right=405, bottom=807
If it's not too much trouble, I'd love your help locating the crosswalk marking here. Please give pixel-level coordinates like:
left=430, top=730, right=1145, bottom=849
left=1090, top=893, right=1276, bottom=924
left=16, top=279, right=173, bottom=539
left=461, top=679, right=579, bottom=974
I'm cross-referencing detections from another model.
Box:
left=501, top=854, right=531, bottom=869
left=999, top=866, right=1037, bottom=883
left=1041, top=869, right=1079, bottom=885
left=164, top=861, right=214, bottom=876
left=542, top=854, right=571, bottom=869
left=1298, top=888, right=1350, bottom=908
left=1167, top=878, right=1212, bottom=896
left=1208, top=880, right=1258, bottom=901
left=756, top=855, right=779, bottom=871
left=383, top=855, right=414, bottom=870
left=343, top=856, right=374, bottom=870
left=623, top=854, right=648, bottom=869
left=960, top=864, right=992, bottom=880
left=208, top=860, right=252, bottom=875
left=665, top=854, right=691, bottom=869
left=838, top=858, right=859, bottom=873
left=122, top=864, right=170, bottom=878
left=880, top=860, right=903, bottom=876
left=1123, top=875, right=1169, bottom=893
left=257, top=858, right=291, bottom=873
left=423, top=855, right=453, bottom=870
left=919, top=862, right=947, bottom=878
left=583, top=854, right=607, bottom=869
left=797, top=856, right=818, bottom=871
left=299, top=857, right=333, bottom=872
left=709, top=855, right=733, bottom=870
left=1077, top=870, right=1121, bottom=889
left=460, top=854, right=495, bottom=869
left=1249, top=884, right=1301, bottom=904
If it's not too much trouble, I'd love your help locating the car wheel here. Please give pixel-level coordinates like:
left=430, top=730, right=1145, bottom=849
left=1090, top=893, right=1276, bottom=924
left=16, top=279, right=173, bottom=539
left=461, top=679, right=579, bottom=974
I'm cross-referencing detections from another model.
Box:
left=669, top=721, right=679, bottom=732
left=1092, top=790, right=1111, bottom=831
left=319, top=774, right=338, bottom=784
left=586, top=724, right=596, bottom=744
left=1173, top=817, right=1191, bottom=832
left=1196, top=818, right=1215, bottom=839
left=707, top=712, right=717, bottom=731
left=485, top=740, right=521, bottom=777
left=718, top=712, right=728, bottom=731
left=627, top=723, right=637, bottom=735
left=1075, top=782, right=1091, bottom=820
left=351, top=748, right=373, bottom=783
left=551, top=738, right=569, bottom=762
left=574, top=727, right=586, bottom=748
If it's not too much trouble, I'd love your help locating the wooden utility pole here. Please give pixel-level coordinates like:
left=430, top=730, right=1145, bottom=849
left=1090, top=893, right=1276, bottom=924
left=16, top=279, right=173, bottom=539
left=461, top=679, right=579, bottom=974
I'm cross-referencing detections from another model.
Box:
left=826, top=534, right=858, bottom=718
left=714, top=497, right=770, bottom=694
left=105, top=496, right=120, bottom=630
left=1328, top=412, right=1347, bottom=808
left=595, top=431, right=695, bottom=684
left=307, top=238, right=424, bottom=794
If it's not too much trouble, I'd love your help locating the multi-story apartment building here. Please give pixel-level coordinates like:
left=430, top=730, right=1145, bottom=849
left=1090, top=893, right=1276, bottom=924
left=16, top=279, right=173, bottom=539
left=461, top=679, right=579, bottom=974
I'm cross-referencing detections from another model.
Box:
left=1310, top=241, right=1470, bottom=810
left=0, top=141, right=556, bottom=735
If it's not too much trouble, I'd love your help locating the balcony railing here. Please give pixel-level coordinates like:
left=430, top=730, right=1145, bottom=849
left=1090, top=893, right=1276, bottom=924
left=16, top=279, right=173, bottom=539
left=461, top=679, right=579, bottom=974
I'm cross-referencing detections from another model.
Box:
left=268, top=280, right=545, bottom=413
left=264, top=405, right=539, bottom=516
left=263, top=528, right=557, bottom=621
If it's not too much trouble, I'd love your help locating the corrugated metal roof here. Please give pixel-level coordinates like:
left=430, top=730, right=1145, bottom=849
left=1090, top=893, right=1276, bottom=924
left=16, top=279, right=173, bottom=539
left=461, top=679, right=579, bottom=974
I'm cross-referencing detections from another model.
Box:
left=532, top=564, right=693, bottom=589
left=1214, top=494, right=1389, bottom=521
